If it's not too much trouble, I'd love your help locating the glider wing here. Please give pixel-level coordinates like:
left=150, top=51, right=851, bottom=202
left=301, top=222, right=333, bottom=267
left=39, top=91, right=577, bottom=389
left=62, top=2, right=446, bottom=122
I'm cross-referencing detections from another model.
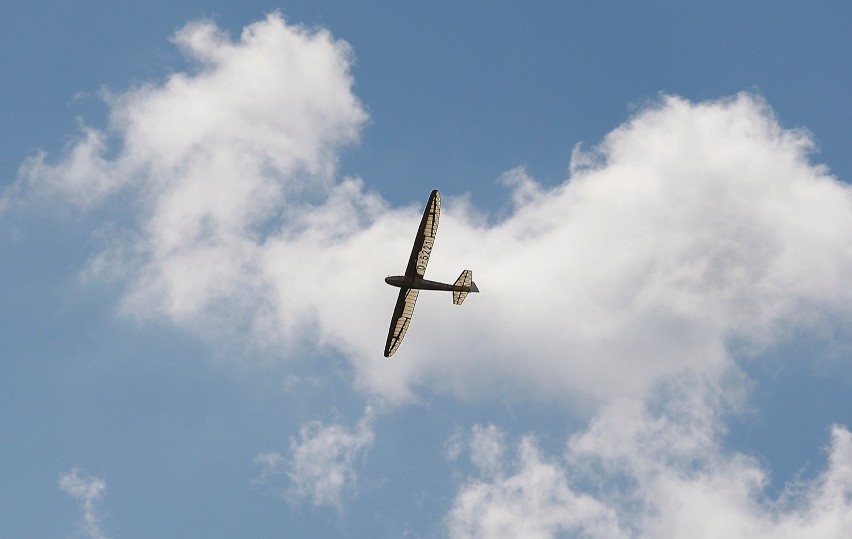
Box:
left=404, top=190, right=441, bottom=278
left=384, top=287, right=420, bottom=357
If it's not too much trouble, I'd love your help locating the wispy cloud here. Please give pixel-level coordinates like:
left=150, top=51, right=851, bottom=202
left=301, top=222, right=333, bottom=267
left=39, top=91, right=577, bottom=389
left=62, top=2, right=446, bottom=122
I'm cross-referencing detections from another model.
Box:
left=447, top=389, right=852, bottom=538
left=58, top=469, right=109, bottom=539
left=255, top=405, right=377, bottom=510
left=447, top=427, right=622, bottom=539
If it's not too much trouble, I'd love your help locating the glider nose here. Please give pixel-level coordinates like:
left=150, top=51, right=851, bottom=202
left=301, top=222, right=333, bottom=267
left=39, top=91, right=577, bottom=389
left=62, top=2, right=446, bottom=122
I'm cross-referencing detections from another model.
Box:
left=385, top=275, right=406, bottom=287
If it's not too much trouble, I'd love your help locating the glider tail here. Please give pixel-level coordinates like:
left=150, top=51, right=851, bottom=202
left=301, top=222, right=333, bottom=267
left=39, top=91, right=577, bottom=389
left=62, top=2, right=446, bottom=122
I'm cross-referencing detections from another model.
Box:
left=452, top=270, right=479, bottom=305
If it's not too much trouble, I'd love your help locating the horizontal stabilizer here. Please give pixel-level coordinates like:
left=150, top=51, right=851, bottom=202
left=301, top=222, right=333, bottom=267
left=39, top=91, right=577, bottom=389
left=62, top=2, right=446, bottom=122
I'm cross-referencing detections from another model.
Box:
left=453, top=270, right=478, bottom=305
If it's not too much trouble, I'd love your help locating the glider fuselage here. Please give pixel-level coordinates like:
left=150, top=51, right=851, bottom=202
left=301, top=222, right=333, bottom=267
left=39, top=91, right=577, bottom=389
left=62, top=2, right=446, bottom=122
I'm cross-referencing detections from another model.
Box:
left=385, top=275, right=471, bottom=292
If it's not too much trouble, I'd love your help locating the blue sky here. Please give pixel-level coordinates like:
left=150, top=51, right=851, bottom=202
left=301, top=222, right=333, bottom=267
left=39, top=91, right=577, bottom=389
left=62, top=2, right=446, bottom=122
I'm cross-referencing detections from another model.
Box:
left=3, top=2, right=852, bottom=537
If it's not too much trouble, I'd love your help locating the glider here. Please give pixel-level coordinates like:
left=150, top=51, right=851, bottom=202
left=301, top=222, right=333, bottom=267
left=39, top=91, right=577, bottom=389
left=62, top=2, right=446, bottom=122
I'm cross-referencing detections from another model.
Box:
left=383, top=189, right=479, bottom=357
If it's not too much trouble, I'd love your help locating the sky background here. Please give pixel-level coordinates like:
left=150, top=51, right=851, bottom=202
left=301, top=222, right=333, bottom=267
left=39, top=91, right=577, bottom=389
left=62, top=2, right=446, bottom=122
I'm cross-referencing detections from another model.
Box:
left=2, top=2, right=852, bottom=538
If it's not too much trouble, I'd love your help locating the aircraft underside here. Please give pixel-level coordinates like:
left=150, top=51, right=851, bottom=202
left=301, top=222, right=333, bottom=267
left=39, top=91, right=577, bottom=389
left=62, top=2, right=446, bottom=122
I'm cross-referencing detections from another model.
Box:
left=383, top=190, right=479, bottom=357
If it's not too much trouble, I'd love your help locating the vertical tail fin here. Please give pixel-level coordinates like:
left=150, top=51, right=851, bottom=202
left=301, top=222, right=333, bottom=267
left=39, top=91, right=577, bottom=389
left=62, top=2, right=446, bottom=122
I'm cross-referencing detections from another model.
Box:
left=453, top=270, right=478, bottom=305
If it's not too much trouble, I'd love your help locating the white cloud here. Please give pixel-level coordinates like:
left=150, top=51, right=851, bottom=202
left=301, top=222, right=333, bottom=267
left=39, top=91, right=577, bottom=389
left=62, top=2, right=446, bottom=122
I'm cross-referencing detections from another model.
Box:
left=6, top=11, right=368, bottom=349
left=468, top=424, right=507, bottom=479
left=59, top=469, right=109, bottom=539
left=8, top=10, right=852, bottom=406
left=8, top=11, right=852, bottom=534
left=447, top=428, right=625, bottom=539
left=16, top=125, right=116, bottom=210
left=348, top=93, right=852, bottom=403
left=447, top=391, right=852, bottom=539
left=255, top=405, right=376, bottom=510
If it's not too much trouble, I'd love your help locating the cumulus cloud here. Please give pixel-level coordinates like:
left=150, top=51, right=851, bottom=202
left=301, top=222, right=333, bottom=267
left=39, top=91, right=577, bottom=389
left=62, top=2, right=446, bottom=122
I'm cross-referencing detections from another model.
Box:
left=447, top=426, right=624, bottom=539
left=8, top=11, right=852, bottom=406
left=6, top=11, right=368, bottom=346
left=447, top=409, right=852, bottom=539
left=328, top=93, right=852, bottom=402
left=255, top=405, right=376, bottom=510
left=59, top=469, right=109, bottom=539
left=8, top=10, right=852, bottom=532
